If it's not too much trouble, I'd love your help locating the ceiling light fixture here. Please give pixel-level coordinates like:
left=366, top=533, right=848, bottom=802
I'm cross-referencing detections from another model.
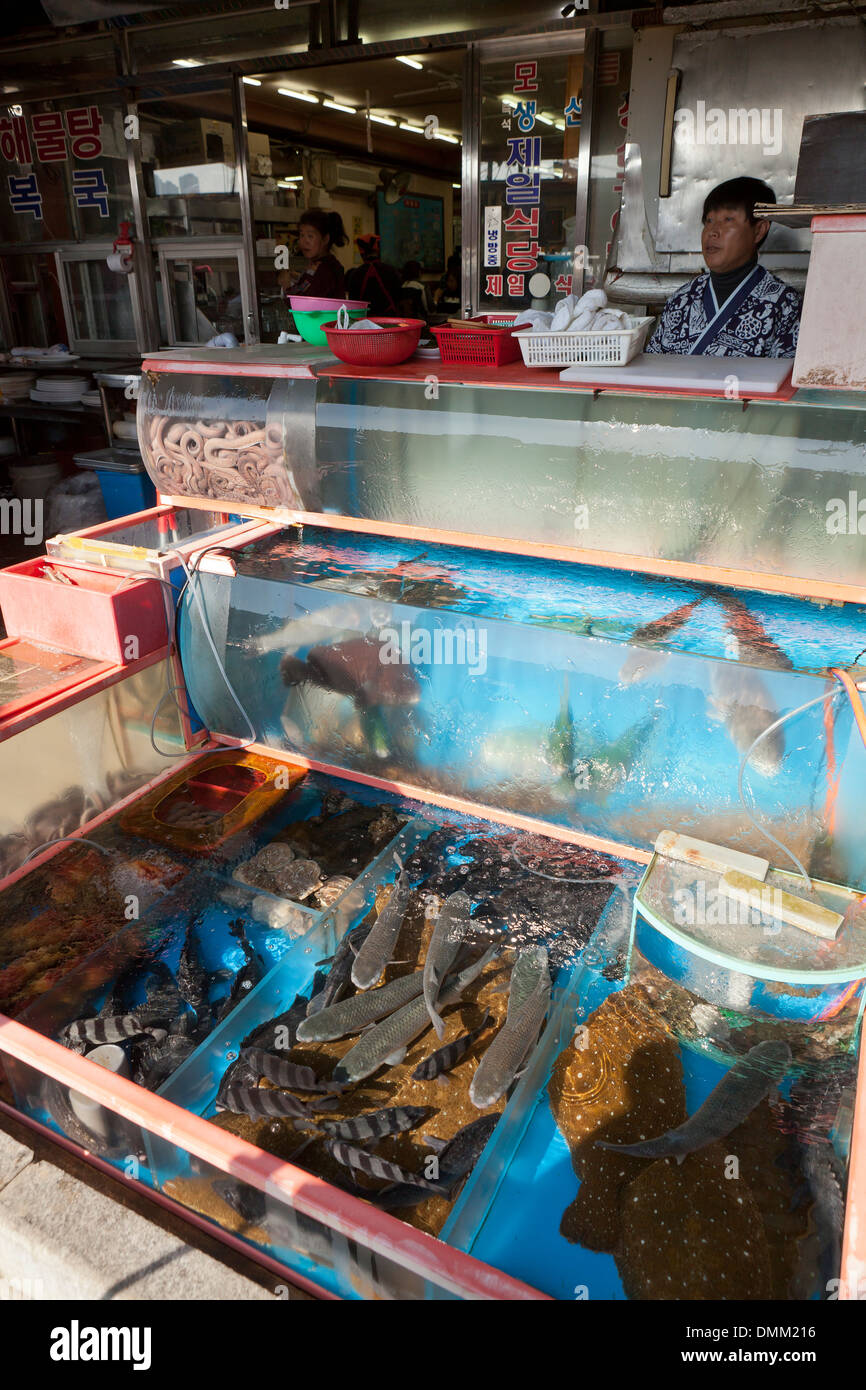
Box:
left=451, top=182, right=460, bottom=189
left=396, top=55, right=423, bottom=70
left=279, top=176, right=303, bottom=183
left=242, top=77, right=262, bottom=86
left=278, top=88, right=318, bottom=104
left=401, top=123, right=426, bottom=135
left=501, top=96, right=518, bottom=109
left=324, top=99, right=357, bottom=114
left=369, top=114, right=397, bottom=127
left=433, top=131, right=459, bottom=144
left=173, top=58, right=202, bottom=67
left=536, top=113, right=556, bottom=126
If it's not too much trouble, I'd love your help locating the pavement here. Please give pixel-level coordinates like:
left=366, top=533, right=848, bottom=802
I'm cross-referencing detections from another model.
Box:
left=0, top=1110, right=310, bottom=1301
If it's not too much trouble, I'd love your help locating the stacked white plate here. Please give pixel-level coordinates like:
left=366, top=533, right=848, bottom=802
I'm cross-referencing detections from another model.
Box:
left=80, top=389, right=103, bottom=408
left=0, top=372, right=37, bottom=401
left=30, top=375, right=89, bottom=405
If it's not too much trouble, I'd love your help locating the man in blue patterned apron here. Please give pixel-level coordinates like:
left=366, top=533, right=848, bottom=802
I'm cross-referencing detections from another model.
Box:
left=645, top=177, right=801, bottom=357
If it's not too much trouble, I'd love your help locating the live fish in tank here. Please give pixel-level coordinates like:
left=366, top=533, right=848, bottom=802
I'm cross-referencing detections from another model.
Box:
left=618, top=595, right=708, bottom=685
left=280, top=636, right=421, bottom=710
left=422, top=890, right=473, bottom=1038
left=596, top=1040, right=792, bottom=1163
left=351, top=869, right=412, bottom=989
left=469, top=946, right=550, bottom=1109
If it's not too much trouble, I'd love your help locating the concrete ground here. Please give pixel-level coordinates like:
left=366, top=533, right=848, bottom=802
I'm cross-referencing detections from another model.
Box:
left=0, top=1108, right=311, bottom=1301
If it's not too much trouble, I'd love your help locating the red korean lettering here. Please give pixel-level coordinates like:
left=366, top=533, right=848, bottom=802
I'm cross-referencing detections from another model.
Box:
left=65, top=105, right=103, bottom=159
left=31, top=112, right=67, bottom=162
left=513, top=61, right=538, bottom=94
left=0, top=115, right=31, bottom=165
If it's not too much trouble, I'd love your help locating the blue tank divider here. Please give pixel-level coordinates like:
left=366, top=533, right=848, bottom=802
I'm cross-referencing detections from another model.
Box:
left=146, top=811, right=434, bottom=1300
left=436, top=887, right=633, bottom=1300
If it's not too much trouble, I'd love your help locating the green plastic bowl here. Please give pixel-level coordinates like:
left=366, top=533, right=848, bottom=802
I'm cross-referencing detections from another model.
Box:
left=292, top=306, right=367, bottom=345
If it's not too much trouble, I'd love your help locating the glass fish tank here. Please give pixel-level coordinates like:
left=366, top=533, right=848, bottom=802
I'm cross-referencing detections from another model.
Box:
left=0, top=655, right=186, bottom=885
left=1, top=745, right=860, bottom=1301
left=178, top=527, right=866, bottom=891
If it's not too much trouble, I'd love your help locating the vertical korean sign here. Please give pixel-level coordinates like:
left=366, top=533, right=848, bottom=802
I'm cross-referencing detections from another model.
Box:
left=479, top=54, right=582, bottom=313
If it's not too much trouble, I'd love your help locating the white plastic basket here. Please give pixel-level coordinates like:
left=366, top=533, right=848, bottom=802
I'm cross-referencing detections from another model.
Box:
left=514, top=315, right=655, bottom=368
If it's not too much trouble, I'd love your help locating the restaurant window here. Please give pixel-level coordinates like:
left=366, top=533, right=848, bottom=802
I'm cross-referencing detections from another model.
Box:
left=0, top=251, right=67, bottom=348
left=0, top=97, right=133, bottom=248
left=155, top=242, right=248, bottom=346
left=56, top=246, right=140, bottom=354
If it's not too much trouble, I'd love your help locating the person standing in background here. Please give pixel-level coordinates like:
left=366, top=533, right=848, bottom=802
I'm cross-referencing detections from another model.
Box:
left=345, top=234, right=402, bottom=315
left=399, top=260, right=430, bottom=319
left=278, top=210, right=348, bottom=300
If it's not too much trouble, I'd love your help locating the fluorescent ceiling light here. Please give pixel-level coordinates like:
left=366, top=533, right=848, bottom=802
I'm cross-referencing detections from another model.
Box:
left=554, top=119, right=565, bottom=130
left=370, top=114, right=397, bottom=127
left=536, top=113, right=556, bottom=126
left=242, top=77, right=262, bottom=87
left=401, top=123, right=426, bottom=135
left=396, top=56, right=423, bottom=70
left=324, top=99, right=356, bottom=114
left=279, top=176, right=303, bottom=183
left=501, top=96, right=518, bottom=109
left=434, top=131, right=459, bottom=144
left=451, top=183, right=460, bottom=189
left=173, top=58, right=201, bottom=67
left=278, top=88, right=318, bottom=104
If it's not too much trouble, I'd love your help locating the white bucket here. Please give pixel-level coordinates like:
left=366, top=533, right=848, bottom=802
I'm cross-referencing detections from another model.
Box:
left=9, top=458, right=63, bottom=502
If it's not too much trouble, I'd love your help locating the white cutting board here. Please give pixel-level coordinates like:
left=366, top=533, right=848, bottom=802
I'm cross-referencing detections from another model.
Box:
left=559, top=353, right=793, bottom=394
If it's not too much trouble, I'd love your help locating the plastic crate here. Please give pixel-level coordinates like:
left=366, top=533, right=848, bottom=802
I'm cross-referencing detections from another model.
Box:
left=514, top=315, right=654, bottom=369
left=0, top=558, right=168, bottom=664
left=431, top=316, right=523, bottom=367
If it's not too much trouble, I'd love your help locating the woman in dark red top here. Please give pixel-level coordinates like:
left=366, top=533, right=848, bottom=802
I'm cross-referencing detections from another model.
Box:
left=279, top=209, right=348, bottom=300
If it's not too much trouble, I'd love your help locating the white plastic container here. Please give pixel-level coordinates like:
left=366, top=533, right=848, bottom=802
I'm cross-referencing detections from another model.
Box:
left=514, top=315, right=654, bottom=369
left=10, top=458, right=63, bottom=502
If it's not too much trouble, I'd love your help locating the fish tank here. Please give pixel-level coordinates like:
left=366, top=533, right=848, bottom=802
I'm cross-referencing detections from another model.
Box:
left=136, top=351, right=866, bottom=594
left=1, top=745, right=858, bottom=1301
left=177, top=527, right=866, bottom=891
left=46, top=504, right=247, bottom=577
left=0, top=655, right=186, bottom=886
left=137, top=365, right=319, bottom=511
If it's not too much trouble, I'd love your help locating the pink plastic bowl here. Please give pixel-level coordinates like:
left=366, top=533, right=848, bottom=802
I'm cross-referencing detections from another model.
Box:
left=289, top=296, right=369, bottom=312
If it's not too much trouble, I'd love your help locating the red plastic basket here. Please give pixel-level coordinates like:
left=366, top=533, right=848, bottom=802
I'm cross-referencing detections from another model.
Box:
left=431, top=315, right=522, bottom=367
left=322, top=317, right=425, bottom=366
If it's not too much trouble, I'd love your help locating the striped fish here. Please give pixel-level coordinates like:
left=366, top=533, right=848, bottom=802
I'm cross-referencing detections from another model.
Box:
left=218, top=1084, right=328, bottom=1121
left=320, top=1105, right=434, bottom=1142
left=306, top=923, right=375, bottom=1017
left=422, top=891, right=473, bottom=1039
left=351, top=870, right=412, bottom=990
left=296, top=968, right=425, bottom=1044
left=64, top=1014, right=155, bottom=1046
left=240, top=1048, right=343, bottom=1093
left=412, top=1013, right=492, bottom=1081
left=325, top=1139, right=443, bottom=1191
left=333, top=946, right=499, bottom=1086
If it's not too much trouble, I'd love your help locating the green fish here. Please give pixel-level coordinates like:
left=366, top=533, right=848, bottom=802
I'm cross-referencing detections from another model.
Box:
left=572, top=710, right=658, bottom=796
left=546, top=676, right=576, bottom=779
